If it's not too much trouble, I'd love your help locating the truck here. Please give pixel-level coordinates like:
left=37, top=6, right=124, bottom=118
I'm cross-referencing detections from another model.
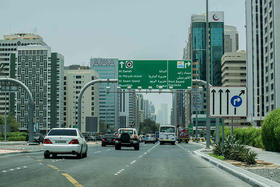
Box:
left=177, top=127, right=189, bottom=143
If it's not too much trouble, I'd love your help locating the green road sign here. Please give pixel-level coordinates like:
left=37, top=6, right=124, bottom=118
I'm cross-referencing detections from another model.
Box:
left=188, top=125, right=193, bottom=134
left=118, top=60, right=192, bottom=89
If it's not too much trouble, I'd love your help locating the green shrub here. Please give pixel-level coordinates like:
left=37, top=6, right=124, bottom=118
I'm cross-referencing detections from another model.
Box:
left=7, top=136, right=26, bottom=141
left=213, top=143, right=223, bottom=156
left=212, top=135, right=257, bottom=165
left=262, top=108, right=280, bottom=152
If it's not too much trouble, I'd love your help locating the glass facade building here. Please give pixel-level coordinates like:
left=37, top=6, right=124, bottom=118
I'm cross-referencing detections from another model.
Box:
left=90, top=58, right=119, bottom=130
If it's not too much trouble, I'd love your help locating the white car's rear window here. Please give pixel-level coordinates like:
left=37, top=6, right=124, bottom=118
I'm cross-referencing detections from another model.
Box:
left=48, top=129, right=77, bottom=136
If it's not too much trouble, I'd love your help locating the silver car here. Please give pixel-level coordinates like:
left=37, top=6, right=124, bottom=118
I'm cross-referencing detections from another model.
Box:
left=43, top=128, right=88, bottom=159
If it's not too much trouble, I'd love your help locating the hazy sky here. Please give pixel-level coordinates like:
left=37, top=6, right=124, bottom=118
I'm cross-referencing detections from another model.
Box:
left=0, top=0, right=246, bottom=119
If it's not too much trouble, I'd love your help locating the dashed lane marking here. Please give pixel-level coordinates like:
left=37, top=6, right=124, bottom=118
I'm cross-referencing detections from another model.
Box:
left=130, top=160, right=136, bottom=165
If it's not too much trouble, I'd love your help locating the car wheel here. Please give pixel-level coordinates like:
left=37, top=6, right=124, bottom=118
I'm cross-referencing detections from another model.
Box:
left=82, top=145, right=88, bottom=158
left=44, top=151, right=50, bottom=159
left=134, top=144, right=139, bottom=150
left=144, top=141, right=146, bottom=144
left=102, top=143, right=106, bottom=147
left=172, top=142, right=175, bottom=145
left=52, top=153, right=57, bottom=158
left=77, top=146, right=83, bottom=159
left=115, top=145, right=121, bottom=150
left=153, top=141, right=155, bottom=144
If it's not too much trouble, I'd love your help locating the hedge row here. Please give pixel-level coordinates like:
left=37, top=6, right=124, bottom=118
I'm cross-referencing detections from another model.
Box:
left=215, top=126, right=264, bottom=149
left=0, top=132, right=28, bottom=141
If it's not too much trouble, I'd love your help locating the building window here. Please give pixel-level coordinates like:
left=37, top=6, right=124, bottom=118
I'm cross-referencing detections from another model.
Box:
left=270, top=52, right=273, bottom=59
left=266, top=106, right=269, bottom=112
left=271, top=105, right=274, bottom=110
left=265, top=76, right=268, bottom=82
left=271, top=73, right=273, bottom=80
left=266, top=96, right=269, bottom=102
left=271, top=94, right=274, bottom=101
left=265, top=66, right=268, bottom=73
left=266, top=86, right=269, bottom=92
left=270, top=42, right=273, bottom=49
left=271, top=83, right=274, bottom=90
left=270, top=63, right=273, bottom=69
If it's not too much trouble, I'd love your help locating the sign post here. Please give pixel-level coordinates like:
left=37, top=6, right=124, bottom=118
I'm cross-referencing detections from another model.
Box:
left=209, top=87, right=247, bottom=118
left=209, top=86, right=247, bottom=140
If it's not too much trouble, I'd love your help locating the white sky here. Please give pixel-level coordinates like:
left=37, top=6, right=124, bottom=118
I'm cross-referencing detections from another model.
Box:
left=1, top=0, right=246, bottom=118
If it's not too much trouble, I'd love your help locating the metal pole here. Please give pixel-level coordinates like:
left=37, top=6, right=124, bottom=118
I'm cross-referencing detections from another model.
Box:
left=231, top=117, right=234, bottom=135
left=205, top=0, right=211, bottom=149
left=4, top=92, right=7, bottom=142
left=215, top=118, right=219, bottom=144
left=195, top=105, right=198, bottom=142
left=222, top=118, right=224, bottom=145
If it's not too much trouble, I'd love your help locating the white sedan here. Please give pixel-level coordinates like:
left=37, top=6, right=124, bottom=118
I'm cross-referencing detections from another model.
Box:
left=43, top=128, right=88, bottom=159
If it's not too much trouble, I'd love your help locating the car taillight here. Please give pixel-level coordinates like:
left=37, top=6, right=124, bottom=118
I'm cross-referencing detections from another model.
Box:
left=102, top=138, right=105, bottom=142
left=115, top=134, right=118, bottom=138
left=113, top=139, right=115, bottom=142
left=43, top=139, right=52, bottom=144
left=69, top=139, right=79, bottom=144
left=134, top=135, right=138, bottom=139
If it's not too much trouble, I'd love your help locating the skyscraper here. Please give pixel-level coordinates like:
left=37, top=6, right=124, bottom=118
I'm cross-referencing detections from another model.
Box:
left=246, top=0, right=280, bottom=125
left=10, top=45, right=64, bottom=132
left=224, top=25, right=239, bottom=53
left=64, top=66, right=99, bottom=132
left=90, top=58, right=119, bottom=130
left=0, top=33, right=47, bottom=117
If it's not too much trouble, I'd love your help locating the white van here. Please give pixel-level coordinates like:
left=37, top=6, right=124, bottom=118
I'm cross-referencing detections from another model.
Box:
left=159, top=125, right=176, bottom=145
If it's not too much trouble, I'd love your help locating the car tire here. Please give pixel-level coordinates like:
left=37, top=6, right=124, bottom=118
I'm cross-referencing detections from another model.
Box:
left=144, top=141, right=146, bottom=144
left=102, top=143, right=106, bottom=147
left=115, top=145, right=121, bottom=150
left=153, top=141, right=155, bottom=144
left=52, top=153, right=57, bottom=158
left=44, top=151, right=50, bottom=159
left=77, top=146, right=83, bottom=159
left=172, top=142, right=175, bottom=145
left=82, top=145, right=88, bottom=158
left=160, top=142, right=163, bottom=145
left=134, top=144, right=139, bottom=150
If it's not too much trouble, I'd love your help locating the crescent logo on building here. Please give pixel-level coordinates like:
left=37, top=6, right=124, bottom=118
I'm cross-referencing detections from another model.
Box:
left=212, top=14, right=219, bottom=21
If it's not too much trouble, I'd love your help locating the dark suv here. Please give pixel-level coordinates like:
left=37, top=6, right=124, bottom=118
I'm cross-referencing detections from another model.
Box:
left=115, top=128, right=139, bottom=151
left=102, top=134, right=115, bottom=146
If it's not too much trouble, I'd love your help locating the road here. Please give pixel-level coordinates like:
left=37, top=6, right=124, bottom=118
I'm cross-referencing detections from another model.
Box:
left=0, top=142, right=250, bottom=187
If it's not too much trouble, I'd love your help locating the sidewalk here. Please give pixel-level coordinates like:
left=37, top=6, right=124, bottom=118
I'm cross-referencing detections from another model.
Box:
left=248, top=146, right=280, bottom=166
left=0, top=141, right=28, bottom=146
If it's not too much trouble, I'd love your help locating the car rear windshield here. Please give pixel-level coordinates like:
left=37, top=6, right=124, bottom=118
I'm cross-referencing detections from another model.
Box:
left=119, top=130, right=133, bottom=135
left=160, top=127, right=175, bottom=133
left=104, top=134, right=114, bottom=138
left=48, top=129, right=77, bottom=136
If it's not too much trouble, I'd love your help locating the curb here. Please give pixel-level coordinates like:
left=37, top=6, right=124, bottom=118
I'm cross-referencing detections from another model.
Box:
left=0, top=142, right=28, bottom=146
left=194, top=148, right=280, bottom=187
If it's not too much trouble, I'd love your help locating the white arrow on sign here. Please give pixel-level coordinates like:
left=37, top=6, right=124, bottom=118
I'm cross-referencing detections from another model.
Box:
left=120, top=61, right=124, bottom=69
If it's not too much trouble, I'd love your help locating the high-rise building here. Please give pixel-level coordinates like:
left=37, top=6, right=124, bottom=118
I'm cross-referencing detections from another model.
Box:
left=119, top=91, right=137, bottom=128
left=246, top=0, right=280, bottom=125
left=0, top=33, right=47, bottom=118
left=90, top=58, right=119, bottom=130
left=64, top=66, right=99, bottom=132
left=224, top=25, right=239, bottom=53
left=9, top=45, right=64, bottom=132
left=221, top=51, right=248, bottom=126
left=184, top=12, right=224, bottom=132
left=157, top=103, right=168, bottom=125
left=136, top=94, right=144, bottom=127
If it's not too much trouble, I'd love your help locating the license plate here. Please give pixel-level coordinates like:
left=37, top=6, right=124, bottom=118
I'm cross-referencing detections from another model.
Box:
left=55, top=140, right=66, bottom=143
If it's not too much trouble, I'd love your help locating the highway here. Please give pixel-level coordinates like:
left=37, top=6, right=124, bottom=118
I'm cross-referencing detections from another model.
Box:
left=0, top=142, right=250, bottom=187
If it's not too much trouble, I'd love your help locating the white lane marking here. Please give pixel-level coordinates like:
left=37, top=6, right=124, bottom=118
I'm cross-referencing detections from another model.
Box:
left=130, top=160, right=136, bottom=165
left=23, top=166, right=27, bottom=169
left=94, top=151, right=102, bottom=154
left=9, top=169, right=14, bottom=171
left=114, top=143, right=159, bottom=176
left=16, top=167, right=21, bottom=170
left=2, top=170, right=7, bottom=173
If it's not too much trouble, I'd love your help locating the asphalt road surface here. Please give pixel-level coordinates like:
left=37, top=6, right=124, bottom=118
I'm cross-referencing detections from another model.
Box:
left=0, top=142, right=251, bottom=187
